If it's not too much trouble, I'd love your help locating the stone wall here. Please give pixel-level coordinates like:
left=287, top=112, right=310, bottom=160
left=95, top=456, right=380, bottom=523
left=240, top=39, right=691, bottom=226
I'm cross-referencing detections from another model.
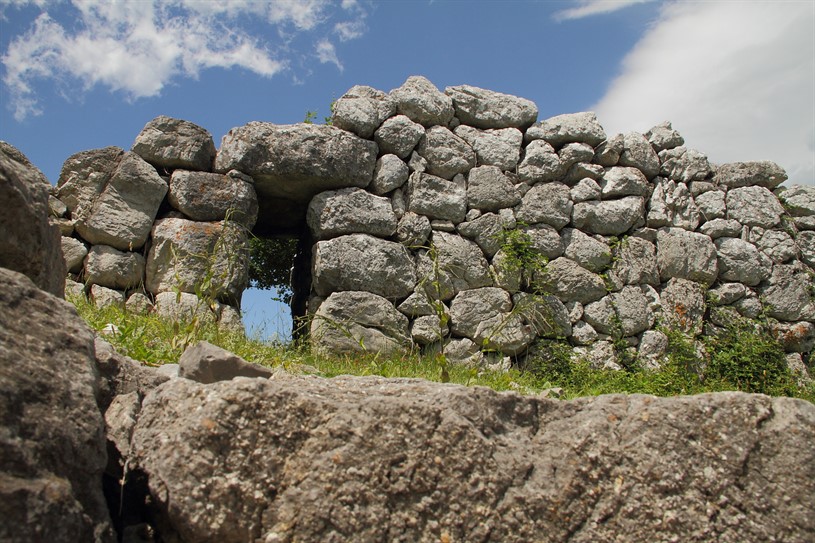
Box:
left=52, top=76, right=815, bottom=368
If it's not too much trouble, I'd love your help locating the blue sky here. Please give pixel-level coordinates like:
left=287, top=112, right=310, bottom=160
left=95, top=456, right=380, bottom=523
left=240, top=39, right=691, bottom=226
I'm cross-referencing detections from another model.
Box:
left=1, top=0, right=813, bottom=340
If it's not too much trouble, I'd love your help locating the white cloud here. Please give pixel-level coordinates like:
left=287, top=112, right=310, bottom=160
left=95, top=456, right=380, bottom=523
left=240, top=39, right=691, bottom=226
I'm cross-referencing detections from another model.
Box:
left=592, top=1, right=815, bottom=185
left=553, top=0, right=653, bottom=22
left=1, top=0, right=365, bottom=120
left=315, top=38, right=342, bottom=71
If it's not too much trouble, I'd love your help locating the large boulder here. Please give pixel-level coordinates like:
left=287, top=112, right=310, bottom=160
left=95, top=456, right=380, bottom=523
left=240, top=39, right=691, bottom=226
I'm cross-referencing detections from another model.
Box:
left=311, top=291, right=410, bottom=354
left=466, top=165, right=521, bottom=211
left=416, top=126, right=476, bottom=180
left=656, top=227, right=718, bottom=286
left=128, top=376, right=815, bottom=543
left=84, top=244, right=145, bottom=290
left=178, top=341, right=273, bottom=384
left=131, top=116, right=216, bottom=172
left=168, top=170, right=258, bottom=228
left=373, top=115, right=425, bottom=159
left=54, top=147, right=124, bottom=220
left=618, top=132, right=660, bottom=179
left=536, top=257, right=607, bottom=304
left=0, top=141, right=66, bottom=297
left=445, top=84, right=538, bottom=129
left=214, top=122, right=378, bottom=205
left=760, top=264, right=815, bottom=322
left=307, top=187, right=397, bottom=240
left=406, top=172, right=467, bottom=223
left=146, top=217, right=249, bottom=305
left=515, top=182, right=573, bottom=229
left=73, top=152, right=168, bottom=251
left=658, top=147, right=712, bottom=183
left=779, top=185, right=815, bottom=231
left=454, top=126, right=523, bottom=170
left=331, top=85, right=395, bottom=139
left=525, top=111, right=606, bottom=147
left=726, top=186, right=786, bottom=229
left=714, top=161, right=787, bottom=189
left=714, top=238, right=772, bottom=286
left=312, top=234, right=416, bottom=300
left=0, top=268, right=114, bottom=542
left=571, top=196, right=645, bottom=236
left=390, top=76, right=454, bottom=127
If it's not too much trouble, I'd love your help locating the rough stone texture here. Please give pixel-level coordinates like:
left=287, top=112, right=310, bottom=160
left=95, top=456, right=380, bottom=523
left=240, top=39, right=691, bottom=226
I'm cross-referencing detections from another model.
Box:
left=331, top=85, right=394, bottom=139
left=638, top=329, right=669, bottom=369
left=214, top=122, right=378, bottom=204
left=457, top=212, right=503, bottom=258
left=714, top=238, right=772, bottom=286
left=656, top=227, right=718, bottom=286
left=751, top=228, right=796, bottom=263
left=619, top=132, right=660, bottom=179
left=374, top=115, right=425, bottom=159
left=395, top=212, right=431, bottom=247
left=771, top=321, right=815, bottom=353
left=90, top=284, right=125, bottom=309
left=714, top=161, right=787, bottom=189
left=606, top=236, right=659, bottom=287
left=168, top=170, right=258, bottom=227
left=646, top=121, right=684, bottom=152
left=84, top=244, right=145, bottom=290
left=778, top=185, right=815, bottom=229
left=146, top=217, right=249, bottom=305
left=74, top=152, right=168, bottom=251
left=62, top=235, right=88, bottom=274
left=94, top=338, right=169, bottom=412
left=516, top=140, right=562, bottom=183
left=570, top=177, right=602, bottom=202
left=390, top=76, right=454, bottom=127
left=513, top=292, right=572, bottom=339
left=699, top=218, right=742, bottom=238
left=760, top=264, right=815, bottom=322
left=571, top=196, right=645, bottom=236
left=726, top=186, right=785, bottom=228
left=454, top=125, right=522, bottom=170
left=153, top=291, right=214, bottom=323
left=420, top=231, right=492, bottom=297
left=411, top=314, right=446, bottom=345
left=312, top=234, right=416, bottom=300
left=416, top=126, right=476, bottom=180
left=658, top=147, right=711, bottom=183
left=178, top=341, right=273, bottom=384
left=371, top=154, right=409, bottom=195
left=593, top=133, right=624, bottom=166
left=55, top=147, right=124, bottom=218
left=307, top=187, right=397, bottom=240
left=466, top=165, right=521, bottom=211
left=798, top=230, right=815, bottom=268
left=0, top=268, right=114, bottom=542
left=583, top=287, right=653, bottom=338
left=537, top=257, right=607, bottom=304
left=132, top=115, right=216, bottom=171
left=561, top=228, right=611, bottom=273
left=647, top=179, right=700, bottom=230
left=515, top=182, right=573, bottom=229
left=407, top=172, right=467, bottom=223
left=449, top=287, right=512, bottom=339
left=525, top=111, right=606, bottom=147
left=660, top=278, right=707, bottom=335
left=311, top=291, right=410, bottom=355
left=695, top=189, right=727, bottom=221
left=0, top=141, right=66, bottom=297
left=600, top=166, right=648, bottom=198
left=445, top=84, right=537, bottom=129
left=129, top=376, right=815, bottom=543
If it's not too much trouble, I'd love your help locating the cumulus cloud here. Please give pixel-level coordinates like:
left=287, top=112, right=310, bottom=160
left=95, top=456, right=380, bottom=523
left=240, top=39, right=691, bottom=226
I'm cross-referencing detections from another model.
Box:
left=315, top=39, right=342, bottom=71
left=553, top=0, right=653, bottom=22
left=1, top=0, right=365, bottom=120
left=591, top=1, right=815, bottom=185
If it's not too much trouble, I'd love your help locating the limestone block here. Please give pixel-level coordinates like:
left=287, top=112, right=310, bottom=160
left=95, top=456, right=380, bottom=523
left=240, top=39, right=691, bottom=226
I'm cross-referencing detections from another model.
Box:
left=515, top=182, right=572, bottom=229
left=454, top=126, right=522, bottom=170
left=525, top=111, right=606, bottom=147
left=466, top=165, right=521, bottom=211
left=416, top=126, right=476, bottom=180
left=406, top=172, right=467, bottom=223
left=169, top=169, right=258, bottom=228
left=656, top=227, right=718, bottom=286
left=132, top=115, right=216, bottom=171
left=390, top=76, right=454, bottom=127
left=307, top=187, right=397, bottom=240
left=374, top=115, right=425, bottom=159
left=445, top=84, right=537, bottom=129
left=714, top=238, right=772, bottom=286
left=84, top=244, right=145, bottom=290
left=714, top=161, right=787, bottom=189
left=572, top=196, right=644, bottom=236
left=726, top=186, right=785, bottom=228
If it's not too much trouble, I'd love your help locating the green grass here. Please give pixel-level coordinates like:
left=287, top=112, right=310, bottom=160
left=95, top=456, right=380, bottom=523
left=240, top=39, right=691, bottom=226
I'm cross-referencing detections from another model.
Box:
left=70, top=293, right=815, bottom=403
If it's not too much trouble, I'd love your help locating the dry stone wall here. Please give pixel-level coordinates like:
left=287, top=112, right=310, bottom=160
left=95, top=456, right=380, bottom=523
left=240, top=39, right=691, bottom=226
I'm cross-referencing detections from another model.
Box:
left=50, top=76, right=815, bottom=368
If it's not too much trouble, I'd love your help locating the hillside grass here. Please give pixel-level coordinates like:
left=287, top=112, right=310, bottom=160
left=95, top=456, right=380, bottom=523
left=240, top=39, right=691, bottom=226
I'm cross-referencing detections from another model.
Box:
left=70, top=294, right=815, bottom=403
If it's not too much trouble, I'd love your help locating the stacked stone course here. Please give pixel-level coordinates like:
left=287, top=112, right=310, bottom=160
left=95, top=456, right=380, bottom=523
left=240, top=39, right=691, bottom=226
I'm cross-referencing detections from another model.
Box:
left=51, top=76, right=815, bottom=370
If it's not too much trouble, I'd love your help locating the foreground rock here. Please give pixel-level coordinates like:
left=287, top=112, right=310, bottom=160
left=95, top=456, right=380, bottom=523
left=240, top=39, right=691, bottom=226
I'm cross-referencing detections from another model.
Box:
left=0, top=268, right=113, bottom=542
left=0, top=141, right=66, bottom=297
left=127, top=375, right=815, bottom=543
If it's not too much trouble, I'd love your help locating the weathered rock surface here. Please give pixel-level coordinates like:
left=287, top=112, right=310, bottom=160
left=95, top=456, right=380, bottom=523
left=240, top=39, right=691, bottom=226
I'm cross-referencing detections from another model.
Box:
left=515, top=182, right=573, bottom=229
left=454, top=126, right=522, bottom=170
left=214, top=122, right=378, bottom=204
left=416, top=126, right=476, bottom=180
left=726, top=186, right=785, bottom=228
left=370, top=154, right=409, bottom=195
left=656, top=227, right=718, bottom=286
left=312, top=234, right=416, bottom=299
left=132, top=116, right=216, bottom=171
left=178, top=341, right=273, bottom=384
left=526, top=111, right=606, bottom=147
left=128, top=376, right=815, bottom=543
left=0, top=267, right=113, bottom=542
left=516, top=140, right=562, bottom=183
left=84, top=244, right=145, bottom=290
left=445, top=84, right=538, bottom=129
left=0, top=141, right=66, bottom=296
left=74, top=152, right=168, bottom=251
left=62, top=236, right=88, bottom=273
left=407, top=172, right=467, bottom=223
left=466, top=165, right=521, bottom=211
left=390, top=76, right=454, bottom=127
left=307, top=187, right=397, bottom=240
left=374, top=115, right=425, bottom=159
left=571, top=196, right=644, bottom=236
left=714, top=237, right=772, bottom=286
left=331, top=85, right=394, bottom=139
left=714, top=161, right=787, bottom=189
left=537, top=257, right=607, bottom=304
left=168, top=169, right=258, bottom=227
left=311, top=291, right=410, bottom=354
left=146, top=217, right=249, bottom=304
